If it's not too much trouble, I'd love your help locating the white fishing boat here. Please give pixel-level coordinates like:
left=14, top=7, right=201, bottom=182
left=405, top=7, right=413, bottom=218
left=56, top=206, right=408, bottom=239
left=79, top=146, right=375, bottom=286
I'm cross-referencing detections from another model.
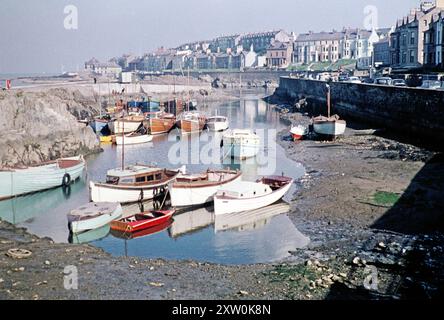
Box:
left=68, top=202, right=123, bottom=234
left=290, top=125, right=308, bottom=141
left=206, top=116, right=229, bottom=132
left=0, top=156, right=85, bottom=201
left=108, top=116, right=145, bottom=134
left=170, top=169, right=242, bottom=207
left=222, top=129, right=260, bottom=160
left=313, top=83, right=346, bottom=138
left=115, top=132, right=153, bottom=145
left=214, top=176, right=293, bottom=215
left=313, top=115, right=346, bottom=137
left=89, top=165, right=180, bottom=203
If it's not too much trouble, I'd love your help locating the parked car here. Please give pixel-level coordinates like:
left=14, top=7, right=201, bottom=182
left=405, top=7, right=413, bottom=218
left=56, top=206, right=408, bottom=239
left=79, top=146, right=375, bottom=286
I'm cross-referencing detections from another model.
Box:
left=347, top=76, right=362, bottom=84
left=361, top=77, right=374, bottom=84
left=374, top=77, right=393, bottom=86
left=338, top=73, right=350, bottom=82
left=392, top=79, right=407, bottom=87
left=420, top=80, right=443, bottom=90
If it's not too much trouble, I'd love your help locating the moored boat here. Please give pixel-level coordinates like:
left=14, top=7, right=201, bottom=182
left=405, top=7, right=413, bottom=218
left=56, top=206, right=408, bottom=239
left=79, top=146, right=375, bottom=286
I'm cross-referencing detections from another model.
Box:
left=111, top=219, right=173, bottom=240
left=312, top=115, right=346, bottom=137
left=68, top=202, right=123, bottom=234
left=115, top=132, right=153, bottom=145
left=0, top=156, right=85, bottom=201
left=214, top=175, right=293, bottom=215
left=206, top=116, right=229, bottom=132
left=176, top=111, right=206, bottom=134
left=222, top=129, right=260, bottom=160
left=110, top=209, right=175, bottom=233
left=89, top=165, right=180, bottom=203
left=146, top=112, right=176, bottom=135
left=290, top=125, right=308, bottom=141
left=109, top=116, right=145, bottom=134
left=170, top=169, right=242, bottom=207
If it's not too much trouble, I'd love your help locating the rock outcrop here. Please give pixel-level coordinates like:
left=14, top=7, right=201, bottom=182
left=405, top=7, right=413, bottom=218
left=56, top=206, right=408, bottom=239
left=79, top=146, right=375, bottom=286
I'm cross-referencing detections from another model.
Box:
left=0, top=88, right=101, bottom=167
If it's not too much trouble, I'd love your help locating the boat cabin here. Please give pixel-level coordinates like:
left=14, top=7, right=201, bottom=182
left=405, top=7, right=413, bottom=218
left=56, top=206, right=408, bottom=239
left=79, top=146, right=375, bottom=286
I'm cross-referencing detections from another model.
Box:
left=105, top=166, right=175, bottom=186
left=207, top=116, right=227, bottom=123
left=216, top=181, right=272, bottom=199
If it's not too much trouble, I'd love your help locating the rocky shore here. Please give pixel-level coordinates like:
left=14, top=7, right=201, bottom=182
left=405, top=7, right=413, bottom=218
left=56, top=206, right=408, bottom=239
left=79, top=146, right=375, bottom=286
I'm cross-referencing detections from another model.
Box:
left=0, top=88, right=101, bottom=167
left=1, top=89, right=443, bottom=300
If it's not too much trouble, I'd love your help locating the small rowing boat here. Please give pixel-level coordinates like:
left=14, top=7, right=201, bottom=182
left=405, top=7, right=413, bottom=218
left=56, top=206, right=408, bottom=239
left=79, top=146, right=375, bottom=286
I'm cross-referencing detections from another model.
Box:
left=290, top=125, right=308, bottom=141
left=111, top=209, right=175, bottom=233
left=68, top=202, right=123, bottom=234
left=115, top=132, right=153, bottom=145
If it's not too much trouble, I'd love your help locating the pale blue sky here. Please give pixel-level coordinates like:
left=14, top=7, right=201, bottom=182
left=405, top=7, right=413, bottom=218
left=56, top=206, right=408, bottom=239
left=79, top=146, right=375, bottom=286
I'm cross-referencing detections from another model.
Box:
left=0, top=0, right=421, bottom=73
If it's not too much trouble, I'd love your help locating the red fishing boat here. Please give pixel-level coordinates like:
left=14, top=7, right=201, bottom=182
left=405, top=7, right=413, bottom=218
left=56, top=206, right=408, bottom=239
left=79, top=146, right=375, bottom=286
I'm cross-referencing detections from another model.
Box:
left=110, top=219, right=173, bottom=240
left=110, top=209, right=175, bottom=233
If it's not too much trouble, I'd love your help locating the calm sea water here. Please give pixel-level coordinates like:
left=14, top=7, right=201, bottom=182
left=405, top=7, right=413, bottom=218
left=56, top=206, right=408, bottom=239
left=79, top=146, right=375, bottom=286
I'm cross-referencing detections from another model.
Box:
left=0, top=92, right=309, bottom=264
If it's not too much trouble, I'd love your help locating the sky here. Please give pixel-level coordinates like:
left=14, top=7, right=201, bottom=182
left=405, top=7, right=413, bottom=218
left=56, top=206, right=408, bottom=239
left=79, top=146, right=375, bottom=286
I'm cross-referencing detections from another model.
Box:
left=0, top=0, right=421, bottom=74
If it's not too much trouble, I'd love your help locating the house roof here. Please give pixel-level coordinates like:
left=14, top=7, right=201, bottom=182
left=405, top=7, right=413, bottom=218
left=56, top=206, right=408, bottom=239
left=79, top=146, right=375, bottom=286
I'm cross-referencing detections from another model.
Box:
left=267, top=41, right=289, bottom=50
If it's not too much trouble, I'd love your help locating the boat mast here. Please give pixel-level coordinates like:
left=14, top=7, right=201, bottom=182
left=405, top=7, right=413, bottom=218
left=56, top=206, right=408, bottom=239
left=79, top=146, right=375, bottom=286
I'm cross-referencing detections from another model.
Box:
left=187, top=67, right=190, bottom=111
left=326, top=84, right=331, bottom=118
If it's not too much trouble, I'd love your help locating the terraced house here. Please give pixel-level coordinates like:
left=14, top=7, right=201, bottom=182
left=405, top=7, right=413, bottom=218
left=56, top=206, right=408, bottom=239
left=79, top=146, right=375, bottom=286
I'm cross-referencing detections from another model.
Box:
left=390, top=0, right=444, bottom=70
left=424, top=10, right=444, bottom=68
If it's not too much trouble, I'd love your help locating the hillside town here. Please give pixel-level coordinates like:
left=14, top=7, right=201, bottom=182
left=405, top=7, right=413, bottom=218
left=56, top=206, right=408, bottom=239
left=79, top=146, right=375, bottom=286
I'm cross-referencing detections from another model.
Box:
left=84, top=0, right=444, bottom=80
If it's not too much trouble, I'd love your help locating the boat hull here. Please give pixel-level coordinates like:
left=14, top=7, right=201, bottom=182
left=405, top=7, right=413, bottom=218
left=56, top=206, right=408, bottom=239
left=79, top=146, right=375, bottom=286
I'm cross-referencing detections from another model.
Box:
left=109, top=119, right=143, bottom=134
left=149, top=117, right=176, bottom=135
left=313, top=120, right=346, bottom=137
left=170, top=173, right=242, bottom=207
left=290, top=126, right=308, bottom=141
left=110, top=210, right=175, bottom=233
left=115, top=134, right=153, bottom=145
left=0, top=156, right=85, bottom=201
left=223, top=142, right=260, bottom=159
left=179, top=119, right=206, bottom=133
left=207, top=121, right=229, bottom=132
left=214, top=180, right=292, bottom=215
left=89, top=180, right=170, bottom=204
left=68, top=203, right=123, bottom=234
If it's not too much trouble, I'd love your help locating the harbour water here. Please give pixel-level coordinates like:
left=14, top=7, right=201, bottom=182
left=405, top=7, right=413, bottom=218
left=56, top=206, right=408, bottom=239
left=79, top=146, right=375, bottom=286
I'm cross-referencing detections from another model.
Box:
left=0, top=92, right=308, bottom=264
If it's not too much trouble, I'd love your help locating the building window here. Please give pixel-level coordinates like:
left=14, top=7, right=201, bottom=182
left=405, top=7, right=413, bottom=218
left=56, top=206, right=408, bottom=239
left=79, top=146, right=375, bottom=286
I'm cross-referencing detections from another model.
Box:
left=410, top=50, right=415, bottom=63
left=410, top=32, right=415, bottom=45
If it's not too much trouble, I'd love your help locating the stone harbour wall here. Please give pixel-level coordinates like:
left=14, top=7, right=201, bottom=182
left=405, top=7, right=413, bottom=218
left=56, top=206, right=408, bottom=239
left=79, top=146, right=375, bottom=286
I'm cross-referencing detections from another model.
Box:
left=278, top=77, right=444, bottom=144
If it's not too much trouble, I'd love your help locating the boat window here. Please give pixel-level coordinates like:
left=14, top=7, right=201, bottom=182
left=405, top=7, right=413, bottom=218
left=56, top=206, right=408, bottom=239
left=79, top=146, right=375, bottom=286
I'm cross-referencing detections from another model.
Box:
left=155, top=173, right=162, bottom=180
left=106, top=176, right=119, bottom=184
left=136, top=176, right=146, bottom=183
left=147, top=175, right=154, bottom=182
left=120, top=177, right=135, bottom=184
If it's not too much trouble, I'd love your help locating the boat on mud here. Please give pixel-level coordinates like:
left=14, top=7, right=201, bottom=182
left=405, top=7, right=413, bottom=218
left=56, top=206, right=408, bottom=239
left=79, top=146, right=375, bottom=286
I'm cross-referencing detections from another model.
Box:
left=290, top=125, right=308, bottom=141
left=110, top=209, right=175, bottom=233
left=68, top=202, right=123, bottom=234
left=0, top=156, right=85, bottom=201
left=170, top=169, right=242, bottom=207
left=89, top=165, right=180, bottom=203
left=214, top=176, right=293, bottom=215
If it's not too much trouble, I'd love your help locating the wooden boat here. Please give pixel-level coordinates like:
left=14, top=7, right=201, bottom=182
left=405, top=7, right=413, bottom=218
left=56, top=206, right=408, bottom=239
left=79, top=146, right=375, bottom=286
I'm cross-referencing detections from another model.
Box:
left=0, top=156, right=85, bottom=201
left=313, top=83, right=346, bottom=138
left=115, top=132, right=153, bottom=145
left=111, top=219, right=173, bottom=240
left=110, top=209, right=175, bottom=233
left=290, top=125, right=308, bottom=141
left=312, top=115, right=346, bottom=137
left=146, top=112, right=176, bottom=135
left=170, top=169, right=242, bottom=207
left=206, top=116, right=229, bottom=132
left=214, top=176, right=293, bottom=215
left=89, top=165, right=180, bottom=203
left=108, top=115, right=145, bottom=134
left=176, top=111, right=206, bottom=134
left=222, top=129, right=260, bottom=159
left=68, top=202, right=123, bottom=234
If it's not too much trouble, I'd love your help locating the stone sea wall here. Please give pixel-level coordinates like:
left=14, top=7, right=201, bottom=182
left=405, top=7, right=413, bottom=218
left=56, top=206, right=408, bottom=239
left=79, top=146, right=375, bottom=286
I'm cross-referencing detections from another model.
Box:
left=278, top=77, right=444, bottom=144
left=0, top=88, right=101, bottom=167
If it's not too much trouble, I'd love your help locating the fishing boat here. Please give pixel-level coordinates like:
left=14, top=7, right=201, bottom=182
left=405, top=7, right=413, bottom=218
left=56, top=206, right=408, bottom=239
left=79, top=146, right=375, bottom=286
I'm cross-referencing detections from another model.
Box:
left=68, top=202, right=123, bottom=234
left=214, top=175, right=293, bottom=215
left=146, top=111, right=176, bottom=135
left=290, top=125, right=308, bottom=141
left=110, top=209, right=175, bottom=233
left=170, top=169, right=242, bottom=207
left=89, top=165, right=180, bottom=203
left=206, top=116, right=229, bottom=132
left=222, top=129, right=260, bottom=159
left=313, top=83, right=346, bottom=138
left=176, top=111, right=206, bottom=134
left=0, top=156, right=85, bottom=201
left=115, top=132, right=153, bottom=145
left=108, top=115, right=145, bottom=134
left=111, top=220, right=173, bottom=240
